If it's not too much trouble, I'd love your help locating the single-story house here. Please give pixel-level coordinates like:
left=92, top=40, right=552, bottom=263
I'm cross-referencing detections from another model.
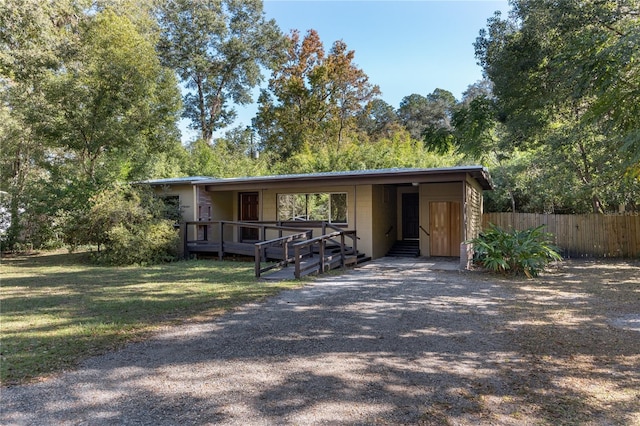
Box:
left=145, top=167, right=492, bottom=269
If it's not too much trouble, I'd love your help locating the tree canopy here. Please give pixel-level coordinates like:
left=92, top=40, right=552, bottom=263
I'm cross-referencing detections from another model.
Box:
left=157, top=0, right=285, bottom=143
left=471, top=0, right=640, bottom=213
left=1, top=0, right=638, bottom=252
left=254, top=29, right=381, bottom=160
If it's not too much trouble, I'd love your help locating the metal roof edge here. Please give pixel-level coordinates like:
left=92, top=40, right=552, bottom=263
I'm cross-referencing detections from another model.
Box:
left=198, top=166, right=493, bottom=190
left=137, top=176, right=217, bottom=185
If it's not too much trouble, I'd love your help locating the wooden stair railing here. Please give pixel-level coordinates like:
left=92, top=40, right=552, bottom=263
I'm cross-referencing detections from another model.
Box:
left=291, top=230, right=358, bottom=279
left=254, top=230, right=312, bottom=278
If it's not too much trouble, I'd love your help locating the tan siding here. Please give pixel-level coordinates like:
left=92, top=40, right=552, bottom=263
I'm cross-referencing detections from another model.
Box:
left=355, top=185, right=373, bottom=258
left=152, top=184, right=198, bottom=240
left=152, top=184, right=197, bottom=222
left=371, top=185, right=397, bottom=258
left=465, top=177, right=483, bottom=242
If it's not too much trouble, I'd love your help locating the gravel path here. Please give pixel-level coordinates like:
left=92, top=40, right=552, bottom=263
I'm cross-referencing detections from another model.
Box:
left=1, top=258, right=522, bottom=425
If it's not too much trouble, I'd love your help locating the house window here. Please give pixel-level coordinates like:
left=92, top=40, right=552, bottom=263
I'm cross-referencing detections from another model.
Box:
left=277, top=193, right=347, bottom=224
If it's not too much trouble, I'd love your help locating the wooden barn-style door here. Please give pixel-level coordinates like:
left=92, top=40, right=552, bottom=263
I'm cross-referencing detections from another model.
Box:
left=429, top=201, right=461, bottom=256
left=239, top=192, right=259, bottom=241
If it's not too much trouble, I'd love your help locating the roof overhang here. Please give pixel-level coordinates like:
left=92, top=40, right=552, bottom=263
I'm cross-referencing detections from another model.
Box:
left=200, top=167, right=493, bottom=192
left=138, top=176, right=215, bottom=186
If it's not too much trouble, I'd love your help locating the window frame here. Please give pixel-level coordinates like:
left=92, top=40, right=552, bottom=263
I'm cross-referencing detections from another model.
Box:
left=277, top=192, right=348, bottom=225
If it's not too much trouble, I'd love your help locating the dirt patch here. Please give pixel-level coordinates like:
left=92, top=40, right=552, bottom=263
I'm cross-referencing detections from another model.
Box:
left=484, top=259, right=640, bottom=425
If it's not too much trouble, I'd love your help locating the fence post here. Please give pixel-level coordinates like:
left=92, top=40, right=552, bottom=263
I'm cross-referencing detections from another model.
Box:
left=218, top=221, right=224, bottom=261
left=295, top=246, right=301, bottom=279
left=319, top=240, right=325, bottom=273
left=181, top=222, right=188, bottom=260
left=340, top=232, right=346, bottom=270
left=254, top=244, right=261, bottom=278
left=283, top=237, right=289, bottom=266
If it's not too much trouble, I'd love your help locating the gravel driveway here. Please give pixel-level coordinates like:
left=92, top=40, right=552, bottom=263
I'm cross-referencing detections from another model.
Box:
left=1, top=258, right=524, bottom=425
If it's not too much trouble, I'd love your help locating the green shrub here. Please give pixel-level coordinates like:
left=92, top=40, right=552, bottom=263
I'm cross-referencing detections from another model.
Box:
left=98, top=220, right=179, bottom=265
left=66, top=183, right=180, bottom=265
left=470, top=224, right=562, bottom=277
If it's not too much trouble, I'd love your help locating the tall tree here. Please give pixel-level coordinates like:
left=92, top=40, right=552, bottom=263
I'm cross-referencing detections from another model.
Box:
left=0, top=0, right=87, bottom=248
left=397, top=94, right=430, bottom=140
left=157, top=0, right=285, bottom=143
left=356, top=99, right=402, bottom=141
left=254, top=29, right=326, bottom=159
left=1, top=2, right=184, bottom=249
left=397, top=89, right=457, bottom=153
left=44, top=8, right=182, bottom=186
left=420, top=88, right=457, bottom=153
left=474, top=0, right=640, bottom=213
left=324, top=39, right=381, bottom=148
left=255, top=29, right=379, bottom=160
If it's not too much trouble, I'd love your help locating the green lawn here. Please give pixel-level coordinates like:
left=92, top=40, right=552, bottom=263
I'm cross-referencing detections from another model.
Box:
left=0, top=251, right=300, bottom=386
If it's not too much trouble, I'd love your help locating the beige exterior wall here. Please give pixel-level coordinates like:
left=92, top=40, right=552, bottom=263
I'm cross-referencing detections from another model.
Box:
left=152, top=184, right=198, bottom=240
left=208, top=191, right=234, bottom=241
left=209, top=191, right=234, bottom=221
left=354, top=184, right=373, bottom=258
left=152, top=184, right=198, bottom=222
left=370, top=185, right=397, bottom=259
left=419, top=182, right=463, bottom=257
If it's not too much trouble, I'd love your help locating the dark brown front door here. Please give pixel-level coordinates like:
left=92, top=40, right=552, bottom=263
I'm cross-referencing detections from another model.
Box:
left=429, top=201, right=461, bottom=256
left=240, top=192, right=259, bottom=241
left=402, top=193, right=420, bottom=239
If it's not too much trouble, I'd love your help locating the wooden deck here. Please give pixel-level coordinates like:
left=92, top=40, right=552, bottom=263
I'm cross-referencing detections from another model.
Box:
left=183, top=221, right=364, bottom=279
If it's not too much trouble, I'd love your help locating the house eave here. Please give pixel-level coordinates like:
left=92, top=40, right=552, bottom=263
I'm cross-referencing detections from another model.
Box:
left=201, top=167, right=493, bottom=192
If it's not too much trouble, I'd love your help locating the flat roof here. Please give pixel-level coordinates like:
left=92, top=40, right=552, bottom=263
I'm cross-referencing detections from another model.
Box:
left=199, top=166, right=493, bottom=191
left=140, top=176, right=215, bottom=186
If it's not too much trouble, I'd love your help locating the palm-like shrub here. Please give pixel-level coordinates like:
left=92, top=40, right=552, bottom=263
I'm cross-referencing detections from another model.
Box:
left=470, top=224, right=562, bottom=277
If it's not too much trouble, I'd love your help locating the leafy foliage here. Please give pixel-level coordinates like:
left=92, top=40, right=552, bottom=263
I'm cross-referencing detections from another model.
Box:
left=2, top=0, right=638, bottom=252
left=472, top=0, right=640, bottom=211
left=255, top=29, right=380, bottom=160
left=67, top=184, right=180, bottom=265
left=1, top=2, right=183, bottom=251
left=470, top=224, right=562, bottom=277
left=157, top=0, right=285, bottom=143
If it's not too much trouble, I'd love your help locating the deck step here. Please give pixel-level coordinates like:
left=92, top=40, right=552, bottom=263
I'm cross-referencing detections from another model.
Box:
left=386, top=240, right=420, bottom=257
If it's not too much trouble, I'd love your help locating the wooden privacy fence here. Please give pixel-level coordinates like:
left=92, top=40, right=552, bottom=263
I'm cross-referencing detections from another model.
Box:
left=482, top=213, right=640, bottom=258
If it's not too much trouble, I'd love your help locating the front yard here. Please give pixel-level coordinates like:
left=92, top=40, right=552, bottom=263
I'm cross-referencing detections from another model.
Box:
left=0, top=251, right=300, bottom=386
left=1, top=251, right=638, bottom=424
left=477, top=259, right=640, bottom=425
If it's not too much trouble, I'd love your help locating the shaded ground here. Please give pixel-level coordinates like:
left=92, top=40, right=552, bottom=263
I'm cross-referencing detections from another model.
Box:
left=1, top=258, right=638, bottom=425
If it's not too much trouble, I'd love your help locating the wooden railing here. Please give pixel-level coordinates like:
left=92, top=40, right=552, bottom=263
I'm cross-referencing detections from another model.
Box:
left=292, top=230, right=358, bottom=279
left=184, top=221, right=360, bottom=278
left=322, top=222, right=359, bottom=250
left=254, top=230, right=312, bottom=278
left=183, top=221, right=305, bottom=260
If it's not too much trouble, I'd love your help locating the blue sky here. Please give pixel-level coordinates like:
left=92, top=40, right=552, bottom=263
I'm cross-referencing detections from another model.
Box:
left=184, top=0, right=510, bottom=142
